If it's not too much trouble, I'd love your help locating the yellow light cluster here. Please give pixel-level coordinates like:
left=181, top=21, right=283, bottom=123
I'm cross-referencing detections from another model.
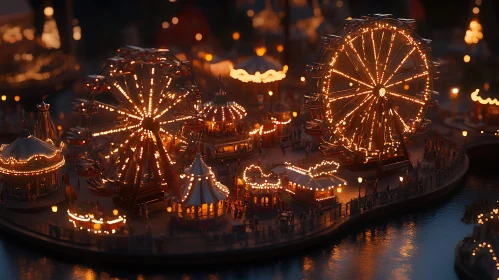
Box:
left=470, top=89, right=499, bottom=106
left=464, top=20, right=483, bottom=45
left=67, top=210, right=126, bottom=234
left=243, top=165, right=282, bottom=190
left=321, top=20, right=431, bottom=156
left=230, top=65, right=288, bottom=83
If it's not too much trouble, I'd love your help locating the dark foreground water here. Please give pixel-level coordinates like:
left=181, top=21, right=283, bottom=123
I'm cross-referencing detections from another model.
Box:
left=0, top=158, right=497, bottom=280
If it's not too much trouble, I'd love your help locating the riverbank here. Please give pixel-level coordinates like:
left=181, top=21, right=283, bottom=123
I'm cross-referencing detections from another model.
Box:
left=0, top=151, right=469, bottom=266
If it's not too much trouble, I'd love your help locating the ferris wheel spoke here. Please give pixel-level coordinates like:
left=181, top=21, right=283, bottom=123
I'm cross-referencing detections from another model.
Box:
left=92, top=124, right=141, bottom=137
left=385, top=71, right=429, bottom=88
left=346, top=42, right=376, bottom=85
left=370, top=31, right=380, bottom=83
left=380, top=32, right=396, bottom=83
left=333, top=94, right=373, bottom=130
left=390, top=108, right=411, bottom=132
left=386, top=90, right=425, bottom=105
left=159, top=115, right=195, bottom=125
left=332, top=69, right=373, bottom=88
left=153, top=92, right=189, bottom=120
left=356, top=96, right=377, bottom=146
left=375, top=31, right=386, bottom=83
left=147, top=67, right=156, bottom=117
left=383, top=46, right=416, bottom=85
left=94, top=101, right=142, bottom=120
left=112, top=81, right=145, bottom=117
left=328, top=89, right=371, bottom=102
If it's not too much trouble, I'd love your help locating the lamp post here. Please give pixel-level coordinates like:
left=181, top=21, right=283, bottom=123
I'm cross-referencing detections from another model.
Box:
left=399, top=176, right=404, bottom=187
left=357, top=177, right=363, bottom=198
left=268, top=90, right=273, bottom=111
left=450, top=87, right=459, bottom=123
left=462, top=130, right=468, bottom=147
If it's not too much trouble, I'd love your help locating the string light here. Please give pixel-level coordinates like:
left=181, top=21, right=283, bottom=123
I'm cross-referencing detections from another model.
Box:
left=471, top=89, right=499, bottom=106
left=230, top=65, right=288, bottom=83
left=243, top=165, right=281, bottom=190
left=68, top=210, right=126, bottom=234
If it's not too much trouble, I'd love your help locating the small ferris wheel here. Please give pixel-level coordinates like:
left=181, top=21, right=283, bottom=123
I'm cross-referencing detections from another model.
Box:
left=306, top=15, right=438, bottom=164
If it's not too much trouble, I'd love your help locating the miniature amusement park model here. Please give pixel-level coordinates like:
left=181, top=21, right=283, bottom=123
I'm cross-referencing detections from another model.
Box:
left=68, top=46, right=202, bottom=213
left=0, top=129, right=64, bottom=200
left=171, top=154, right=229, bottom=227
left=305, top=15, right=438, bottom=171
left=201, top=78, right=252, bottom=161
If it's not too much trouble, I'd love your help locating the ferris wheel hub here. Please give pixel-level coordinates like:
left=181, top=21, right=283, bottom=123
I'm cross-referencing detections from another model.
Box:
left=141, top=117, right=159, bottom=132
left=375, top=86, right=387, bottom=97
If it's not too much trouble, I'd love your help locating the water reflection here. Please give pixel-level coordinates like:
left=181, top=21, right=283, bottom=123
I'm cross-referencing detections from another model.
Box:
left=0, top=169, right=498, bottom=280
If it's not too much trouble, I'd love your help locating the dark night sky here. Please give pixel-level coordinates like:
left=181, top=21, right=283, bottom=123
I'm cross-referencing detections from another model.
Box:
left=28, top=0, right=499, bottom=58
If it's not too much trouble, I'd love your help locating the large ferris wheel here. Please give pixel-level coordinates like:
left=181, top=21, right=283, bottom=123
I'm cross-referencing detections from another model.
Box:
left=77, top=47, right=201, bottom=203
left=306, top=15, right=438, bottom=164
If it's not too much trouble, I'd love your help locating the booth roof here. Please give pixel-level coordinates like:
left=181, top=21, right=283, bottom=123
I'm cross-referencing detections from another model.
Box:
left=271, top=165, right=345, bottom=191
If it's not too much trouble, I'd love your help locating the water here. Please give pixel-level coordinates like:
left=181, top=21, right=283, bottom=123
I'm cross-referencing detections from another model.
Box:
left=0, top=159, right=497, bottom=280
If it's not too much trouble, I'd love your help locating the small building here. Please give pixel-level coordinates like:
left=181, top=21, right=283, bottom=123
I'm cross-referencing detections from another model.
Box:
left=0, top=129, right=65, bottom=200
left=172, top=154, right=229, bottom=227
left=202, top=79, right=253, bottom=161
left=272, top=160, right=346, bottom=206
left=242, top=164, right=283, bottom=213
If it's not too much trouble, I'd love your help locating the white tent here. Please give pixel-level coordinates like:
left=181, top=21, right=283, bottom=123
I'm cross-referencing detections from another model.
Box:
left=180, top=154, right=229, bottom=206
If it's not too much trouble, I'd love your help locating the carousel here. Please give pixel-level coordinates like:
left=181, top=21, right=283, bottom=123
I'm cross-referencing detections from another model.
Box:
left=230, top=46, right=287, bottom=105
left=242, top=165, right=283, bottom=213
left=272, top=160, right=345, bottom=206
left=201, top=79, right=252, bottom=161
left=0, top=129, right=64, bottom=200
left=171, top=154, right=229, bottom=227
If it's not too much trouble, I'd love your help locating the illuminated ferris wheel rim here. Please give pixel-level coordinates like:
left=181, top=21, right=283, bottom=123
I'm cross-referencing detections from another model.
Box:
left=311, top=16, right=436, bottom=158
left=82, top=47, right=201, bottom=187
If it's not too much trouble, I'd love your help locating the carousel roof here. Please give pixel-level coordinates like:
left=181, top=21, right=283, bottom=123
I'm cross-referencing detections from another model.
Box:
left=0, top=129, right=64, bottom=175
left=180, top=154, right=229, bottom=206
left=271, top=160, right=345, bottom=191
left=201, top=79, right=247, bottom=122
left=230, top=47, right=288, bottom=83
